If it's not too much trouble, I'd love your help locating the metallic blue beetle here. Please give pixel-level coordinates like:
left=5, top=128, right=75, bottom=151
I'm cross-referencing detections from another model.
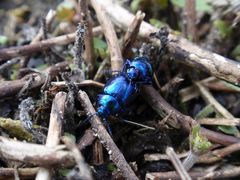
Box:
left=95, top=57, right=152, bottom=134
left=123, top=57, right=153, bottom=85
left=97, top=75, right=136, bottom=118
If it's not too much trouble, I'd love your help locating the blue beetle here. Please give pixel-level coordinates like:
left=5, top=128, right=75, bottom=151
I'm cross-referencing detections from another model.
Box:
left=91, top=57, right=152, bottom=134
left=123, top=56, right=153, bottom=85
left=97, top=75, right=137, bottom=133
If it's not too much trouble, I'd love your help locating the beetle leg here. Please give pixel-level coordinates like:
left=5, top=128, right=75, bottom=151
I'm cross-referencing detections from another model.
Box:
left=103, top=118, right=113, bottom=136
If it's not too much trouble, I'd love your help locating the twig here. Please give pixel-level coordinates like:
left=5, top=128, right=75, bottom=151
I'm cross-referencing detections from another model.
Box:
left=0, top=27, right=101, bottom=62
left=161, top=73, right=184, bottom=93
left=0, top=136, right=75, bottom=167
left=14, top=165, right=20, bottom=180
left=146, top=166, right=240, bottom=179
left=36, top=92, right=67, bottom=180
left=19, top=97, right=35, bottom=131
left=142, top=86, right=240, bottom=145
left=90, top=0, right=123, bottom=71
left=121, top=11, right=145, bottom=57
left=51, top=80, right=104, bottom=88
left=32, top=9, right=56, bottom=43
left=73, top=23, right=85, bottom=69
left=20, top=9, right=56, bottom=67
left=0, top=167, right=38, bottom=179
left=121, top=119, right=155, bottom=130
left=165, top=147, right=191, bottom=180
left=144, top=152, right=189, bottom=162
left=77, top=90, right=138, bottom=180
left=93, top=140, right=104, bottom=165
left=195, top=82, right=235, bottom=119
left=183, top=0, right=197, bottom=42
left=0, top=62, right=69, bottom=98
left=17, top=74, right=34, bottom=97
left=62, top=136, right=93, bottom=180
left=79, top=0, right=95, bottom=77
left=198, top=143, right=240, bottom=164
left=182, top=151, right=198, bottom=171
left=0, top=58, right=20, bottom=74
left=94, top=0, right=240, bottom=85
left=179, top=77, right=240, bottom=102
left=145, top=143, right=240, bottom=164
left=78, top=128, right=96, bottom=150
left=198, top=118, right=240, bottom=126
left=93, top=58, right=109, bottom=81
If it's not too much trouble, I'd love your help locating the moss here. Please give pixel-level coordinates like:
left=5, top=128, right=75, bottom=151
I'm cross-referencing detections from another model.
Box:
left=0, top=117, right=33, bottom=141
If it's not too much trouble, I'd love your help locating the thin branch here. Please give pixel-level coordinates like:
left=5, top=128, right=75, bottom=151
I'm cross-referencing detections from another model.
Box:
left=179, top=77, right=240, bottom=103
left=51, top=80, right=104, bottom=89
left=77, top=128, right=96, bottom=150
left=0, top=58, right=20, bottom=74
left=183, top=0, right=197, bottom=42
left=93, top=58, right=109, bottom=81
left=146, top=166, right=240, bottom=179
left=21, top=9, right=56, bottom=68
left=36, top=92, right=67, bottom=180
left=0, top=62, right=69, bottom=98
left=145, top=152, right=189, bottom=161
left=121, top=10, right=145, bottom=57
left=198, top=118, right=240, bottom=126
left=32, top=9, right=56, bottom=43
left=90, top=0, right=123, bottom=71
left=77, top=90, right=138, bottom=180
left=165, top=147, right=191, bottom=180
left=73, top=23, right=85, bottom=69
left=78, top=0, right=95, bottom=77
left=0, top=136, right=75, bottom=167
left=0, top=168, right=38, bottom=179
left=198, top=143, right=240, bottom=164
left=93, top=140, right=104, bottom=165
left=195, top=82, right=235, bottom=119
left=0, top=27, right=102, bottom=62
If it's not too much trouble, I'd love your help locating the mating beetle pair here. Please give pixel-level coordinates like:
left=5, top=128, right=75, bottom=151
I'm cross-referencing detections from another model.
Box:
left=96, top=57, right=153, bottom=133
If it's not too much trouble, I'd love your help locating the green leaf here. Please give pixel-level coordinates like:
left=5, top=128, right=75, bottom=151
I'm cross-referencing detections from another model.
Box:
left=130, top=0, right=142, bottom=13
left=149, top=18, right=165, bottom=28
left=36, top=64, right=48, bottom=71
left=191, top=124, right=212, bottom=153
left=10, top=68, right=18, bottom=80
left=231, top=44, right=240, bottom=61
left=69, top=63, right=77, bottom=71
left=107, top=163, right=117, bottom=172
left=63, top=132, right=76, bottom=143
left=213, top=20, right=232, bottom=39
left=155, top=0, right=168, bottom=9
left=10, top=5, right=31, bottom=20
left=93, top=37, right=108, bottom=58
left=170, top=0, right=185, bottom=8
left=56, top=1, right=75, bottom=21
left=218, top=125, right=239, bottom=136
left=0, top=36, right=8, bottom=45
left=196, top=0, right=212, bottom=13
left=170, top=0, right=212, bottom=13
left=59, top=169, right=70, bottom=177
left=195, top=104, right=214, bottom=119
